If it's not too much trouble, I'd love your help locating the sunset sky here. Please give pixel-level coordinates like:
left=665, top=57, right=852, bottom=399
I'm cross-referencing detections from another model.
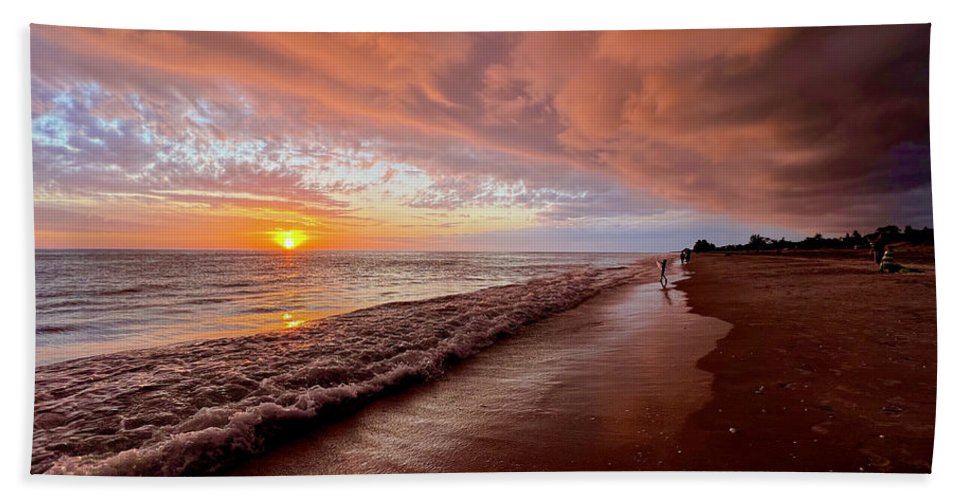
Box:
left=30, top=24, right=932, bottom=251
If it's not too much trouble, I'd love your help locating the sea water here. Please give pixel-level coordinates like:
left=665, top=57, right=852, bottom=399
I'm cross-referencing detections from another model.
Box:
left=32, top=251, right=652, bottom=474
left=36, top=250, right=640, bottom=365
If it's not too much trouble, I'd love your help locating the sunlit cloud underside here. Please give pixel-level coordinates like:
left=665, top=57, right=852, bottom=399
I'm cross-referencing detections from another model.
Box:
left=31, top=25, right=932, bottom=251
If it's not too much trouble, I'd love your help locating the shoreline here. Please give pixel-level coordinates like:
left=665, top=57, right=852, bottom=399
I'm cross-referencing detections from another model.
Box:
left=33, top=248, right=937, bottom=475
left=231, top=263, right=731, bottom=474
left=673, top=248, right=936, bottom=472
left=233, top=247, right=936, bottom=474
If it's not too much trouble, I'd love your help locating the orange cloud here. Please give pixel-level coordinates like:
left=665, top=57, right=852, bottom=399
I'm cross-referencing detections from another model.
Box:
left=31, top=25, right=933, bottom=249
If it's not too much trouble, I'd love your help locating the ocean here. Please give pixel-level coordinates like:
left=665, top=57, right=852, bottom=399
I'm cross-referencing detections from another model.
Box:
left=32, top=250, right=655, bottom=475
left=35, top=250, right=642, bottom=366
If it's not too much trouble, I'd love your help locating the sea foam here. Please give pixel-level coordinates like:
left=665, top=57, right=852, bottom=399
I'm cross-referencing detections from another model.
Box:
left=32, top=263, right=644, bottom=475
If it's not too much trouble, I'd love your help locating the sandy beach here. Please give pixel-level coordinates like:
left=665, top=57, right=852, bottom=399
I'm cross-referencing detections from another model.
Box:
left=232, top=247, right=936, bottom=475
left=674, top=248, right=936, bottom=472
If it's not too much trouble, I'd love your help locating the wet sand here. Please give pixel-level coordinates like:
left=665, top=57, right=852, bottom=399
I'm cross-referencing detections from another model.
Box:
left=232, top=264, right=731, bottom=474
left=232, top=247, right=936, bottom=474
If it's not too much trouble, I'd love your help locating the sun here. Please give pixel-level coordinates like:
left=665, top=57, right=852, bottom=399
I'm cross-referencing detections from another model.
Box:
left=271, top=230, right=307, bottom=250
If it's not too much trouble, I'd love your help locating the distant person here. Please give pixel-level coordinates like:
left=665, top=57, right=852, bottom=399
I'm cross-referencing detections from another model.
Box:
left=869, top=235, right=888, bottom=264
left=657, top=259, right=668, bottom=288
left=680, top=248, right=692, bottom=264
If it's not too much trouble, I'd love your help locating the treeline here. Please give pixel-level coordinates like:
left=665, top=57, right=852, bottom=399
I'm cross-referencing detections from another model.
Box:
left=692, top=225, right=934, bottom=253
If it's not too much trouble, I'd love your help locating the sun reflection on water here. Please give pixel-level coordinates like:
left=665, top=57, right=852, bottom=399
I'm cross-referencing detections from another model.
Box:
left=281, top=312, right=305, bottom=329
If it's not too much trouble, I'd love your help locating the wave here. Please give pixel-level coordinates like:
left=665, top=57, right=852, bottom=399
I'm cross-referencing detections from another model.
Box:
left=216, top=280, right=258, bottom=289
left=95, top=284, right=168, bottom=297
left=36, top=298, right=96, bottom=310
left=31, top=263, right=645, bottom=475
left=36, top=325, right=76, bottom=335
left=241, top=305, right=286, bottom=314
left=176, top=297, right=236, bottom=306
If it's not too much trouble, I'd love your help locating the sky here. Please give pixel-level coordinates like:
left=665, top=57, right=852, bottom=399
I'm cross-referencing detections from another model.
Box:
left=30, top=24, right=932, bottom=251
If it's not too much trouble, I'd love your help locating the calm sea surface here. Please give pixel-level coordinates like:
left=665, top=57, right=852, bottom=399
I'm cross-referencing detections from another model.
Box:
left=35, top=250, right=641, bottom=365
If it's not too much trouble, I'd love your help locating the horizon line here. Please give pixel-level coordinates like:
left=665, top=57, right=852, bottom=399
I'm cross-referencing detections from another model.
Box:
left=34, top=247, right=672, bottom=254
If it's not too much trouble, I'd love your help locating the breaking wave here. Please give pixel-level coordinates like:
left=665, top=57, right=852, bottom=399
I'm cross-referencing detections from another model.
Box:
left=32, top=263, right=645, bottom=475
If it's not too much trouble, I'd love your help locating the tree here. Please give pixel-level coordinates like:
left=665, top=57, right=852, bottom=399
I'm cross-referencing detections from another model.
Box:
left=690, top=225, right=932, bottom=253
left=748, top=234, right=767, bottom=248
left=877, top=225, right=901, bottom=239
left=693, top=239, right=716, bottom=253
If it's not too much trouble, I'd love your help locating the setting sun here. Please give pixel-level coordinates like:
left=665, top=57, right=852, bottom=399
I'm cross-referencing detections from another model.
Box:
left=271, top=230, right=307, bottom=250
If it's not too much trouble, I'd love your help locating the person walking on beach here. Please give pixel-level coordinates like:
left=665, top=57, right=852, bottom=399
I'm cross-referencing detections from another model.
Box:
left=680, top=248, right=692, bottom=264
left=869, top=234, right=888, bottom=264
left=657, top=259, right=668, bottom=288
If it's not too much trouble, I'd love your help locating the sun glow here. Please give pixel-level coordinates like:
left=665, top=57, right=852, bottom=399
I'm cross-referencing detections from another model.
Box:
left=281, top=312, right=304, bottom=328
left=271, top=229, right=307, bottom=250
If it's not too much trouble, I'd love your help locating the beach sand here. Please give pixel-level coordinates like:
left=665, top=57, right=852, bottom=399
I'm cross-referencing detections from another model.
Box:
left=231, top=247, right=936, bottom=474
left=673, top=247, right=936, bottom=472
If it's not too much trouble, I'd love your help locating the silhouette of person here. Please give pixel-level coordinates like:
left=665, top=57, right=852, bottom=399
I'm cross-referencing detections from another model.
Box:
left=657, top=259, right=668, bottom=288
left=869, top=235, right=888, bottom=264
left=680, top=248, right=692, bottom=264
